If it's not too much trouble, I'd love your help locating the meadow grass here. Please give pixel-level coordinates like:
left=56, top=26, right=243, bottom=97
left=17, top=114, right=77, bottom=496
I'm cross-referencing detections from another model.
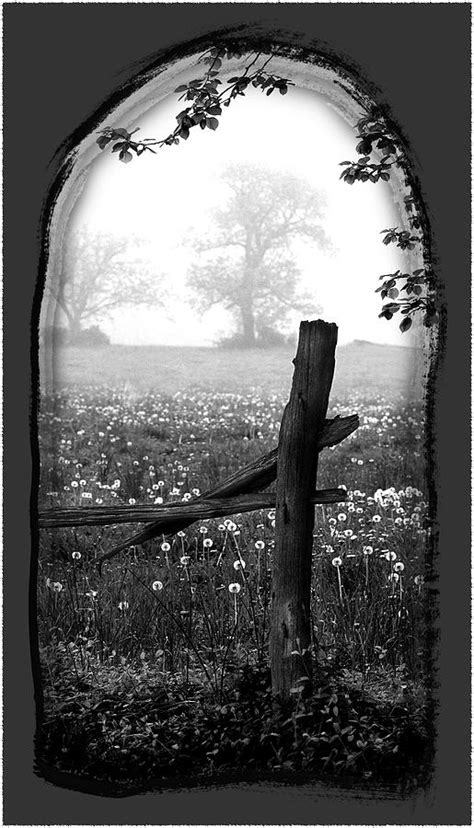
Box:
left=35, top=343, right=432, bottom=790
left=45, top=340, right=426, bottom=397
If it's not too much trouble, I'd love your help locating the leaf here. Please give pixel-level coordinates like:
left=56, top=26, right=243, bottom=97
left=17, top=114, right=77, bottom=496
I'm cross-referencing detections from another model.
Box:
left=356, top=137, right=373, bottom=155
left=279, top=85, right=288, bottom=95
left=113, top=128, right=130, bottom=139
left=388, top=288, right=399, bottom=299
left=400, top=316, right=412, bottom=333
left=174, top=85, right=188, bottom=93
left=119, top=150, right=133, bottom=164
left=112, top=142, right=128, bottom=153
left=96, top=135, right=112, bottom=150
left=206, top=117, right=219, bottom=130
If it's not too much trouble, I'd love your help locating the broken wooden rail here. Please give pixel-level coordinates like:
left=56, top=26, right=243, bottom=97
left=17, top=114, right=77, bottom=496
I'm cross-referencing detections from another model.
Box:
left=38, top=412, right=359, bottom=571
left=39, top=489, right=348, bottom=529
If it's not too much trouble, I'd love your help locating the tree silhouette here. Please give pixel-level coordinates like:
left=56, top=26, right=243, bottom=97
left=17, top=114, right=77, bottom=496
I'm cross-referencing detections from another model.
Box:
left=47, top=228, right=164, bottom=341
left=186, top=163, right=329, bottom=347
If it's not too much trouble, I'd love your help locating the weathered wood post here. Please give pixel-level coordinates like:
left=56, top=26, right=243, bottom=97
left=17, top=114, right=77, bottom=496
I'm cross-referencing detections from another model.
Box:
left=270, top=320, right=338, bottom=699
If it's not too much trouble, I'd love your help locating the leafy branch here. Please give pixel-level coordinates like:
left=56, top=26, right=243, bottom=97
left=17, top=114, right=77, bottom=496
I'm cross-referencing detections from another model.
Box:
left=340, top=107, right=437, bottom=332
left=96, top=46, right=293, bottom=163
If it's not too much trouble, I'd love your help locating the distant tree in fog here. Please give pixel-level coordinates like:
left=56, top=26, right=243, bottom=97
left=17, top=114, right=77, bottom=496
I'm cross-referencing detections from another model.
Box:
left=47, top=228, right=164, bottom=341
left=186, top=163, right=329, bottom=347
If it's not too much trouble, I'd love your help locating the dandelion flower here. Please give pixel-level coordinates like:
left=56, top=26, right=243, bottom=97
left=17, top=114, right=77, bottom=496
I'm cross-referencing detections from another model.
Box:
left=72, top=551, right=81, bottom=560
left=337, top=513, right=347, bottom=523
left=71, top=481, right=79, bottom=488
left=152, top=581, right=164, bottom=592
left=344, top=529, right=353, bottom=538
left=203, top=538, right=213, bottom=548
left=362, top=546, right=373, bottom=556
left=224, top=519, right=236, bottom=531
left=118, top=600, right=129, bottom=610
left=372, top=515, right=382, bottom=523
left=228, top=583, right=241, bottom=594
left=154, top=497, right=163, bottom=505
left=380, top=550, right=397, bottom=562
left=157, top=480, right=165, bottom=488
left=199, top=526, right=208, bottom=534
left=332, top=557, right=343, bottom=568
left=129, top=498, right=136, bottom=505
left=161, top=542, right=171, bottom=552
left=52, top=582, right=63, bottom=592
left=177, top=530, right=186, bottom=538
left=255, top=540, right=265, bottom=550
left=388, top=573, right=400, bottom=583
left=180, top=556, right=190, bottom=566
left=394, top=562, right=405, bottom=573
left=233, top=560, right=246, bottom=570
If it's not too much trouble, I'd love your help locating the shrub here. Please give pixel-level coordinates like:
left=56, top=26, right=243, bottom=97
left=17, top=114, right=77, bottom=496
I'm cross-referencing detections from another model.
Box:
left=256, top=326, right=288, bottom=348
left=69, top=326, right=110, bottom=347
left=216, top=333, right=249, bottom=349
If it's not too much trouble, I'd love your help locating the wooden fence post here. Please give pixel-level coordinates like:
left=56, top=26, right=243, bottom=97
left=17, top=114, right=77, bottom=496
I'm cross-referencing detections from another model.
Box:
left=270, top=320, right=338, bottom=700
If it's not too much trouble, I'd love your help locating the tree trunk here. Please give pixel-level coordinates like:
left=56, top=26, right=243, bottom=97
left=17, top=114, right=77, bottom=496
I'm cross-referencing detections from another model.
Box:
left=68, top=317, right=82, bottom=341
left=240, top=304, right=256, bottom=347
left=270, top=320, right=338, bottom=700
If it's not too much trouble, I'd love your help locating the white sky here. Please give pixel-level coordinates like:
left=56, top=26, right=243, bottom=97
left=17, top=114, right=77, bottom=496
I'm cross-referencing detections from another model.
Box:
left=71, top=86, right=417, bottom=347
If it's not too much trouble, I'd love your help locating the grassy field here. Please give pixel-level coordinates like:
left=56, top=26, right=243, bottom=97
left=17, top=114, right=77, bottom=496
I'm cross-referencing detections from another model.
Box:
left=45, top=340, right=427, bottom=398
left=35, top=341, right=432, bottom=794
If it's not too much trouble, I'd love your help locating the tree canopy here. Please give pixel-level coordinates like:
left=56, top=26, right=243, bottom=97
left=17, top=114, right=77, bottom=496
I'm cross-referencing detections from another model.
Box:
left=47, top=228, right=164, bottom=341
left=186, top=163, right=328, bottom=347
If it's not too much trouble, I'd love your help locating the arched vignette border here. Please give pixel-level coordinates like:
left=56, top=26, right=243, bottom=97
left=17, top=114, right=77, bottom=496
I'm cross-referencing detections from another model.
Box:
left=30, top=23, right=440, bottom=797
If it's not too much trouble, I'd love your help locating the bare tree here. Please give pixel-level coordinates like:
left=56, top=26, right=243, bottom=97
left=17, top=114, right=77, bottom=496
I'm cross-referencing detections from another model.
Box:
left=47, top=228, right=164, bottom=340
left=186, top=163, right=330, bottom=347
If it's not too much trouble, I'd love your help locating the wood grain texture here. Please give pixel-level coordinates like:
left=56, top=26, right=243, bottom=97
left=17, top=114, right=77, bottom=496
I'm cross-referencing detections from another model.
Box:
left=270, top=320, right=338, bottom=699
left=39, top=488, right=348, bottom=529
